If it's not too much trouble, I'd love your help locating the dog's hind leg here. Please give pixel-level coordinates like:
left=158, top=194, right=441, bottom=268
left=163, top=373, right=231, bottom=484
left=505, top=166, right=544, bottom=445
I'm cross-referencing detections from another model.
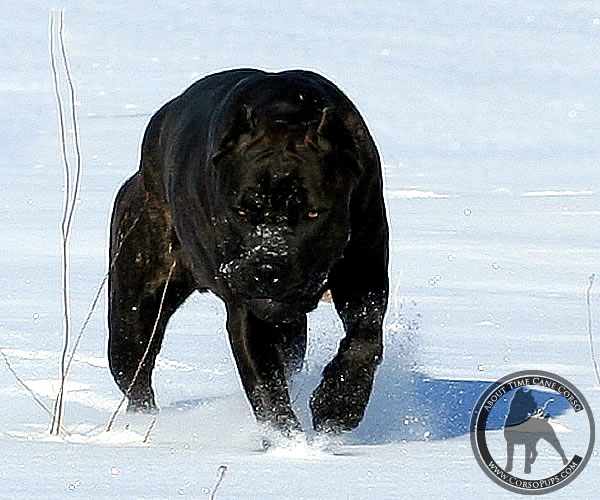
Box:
left=108, top=174, right=195, bottom=412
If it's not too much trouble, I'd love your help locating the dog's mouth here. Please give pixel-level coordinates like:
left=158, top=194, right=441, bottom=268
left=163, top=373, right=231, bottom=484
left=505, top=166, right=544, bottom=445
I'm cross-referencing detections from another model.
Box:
left=219, top=255, right=329, bottom=321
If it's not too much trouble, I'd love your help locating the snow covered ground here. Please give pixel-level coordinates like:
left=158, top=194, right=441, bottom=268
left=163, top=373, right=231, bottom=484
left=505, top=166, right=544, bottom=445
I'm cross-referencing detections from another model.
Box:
left=1, top=1, right=599, bottom=498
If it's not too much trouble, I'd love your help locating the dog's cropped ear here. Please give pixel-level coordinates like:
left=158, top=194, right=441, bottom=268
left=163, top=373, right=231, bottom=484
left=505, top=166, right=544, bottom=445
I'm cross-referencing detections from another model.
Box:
left=212, top=105, right=257, bottom=164
left=305, top=107, right=356, bottom=154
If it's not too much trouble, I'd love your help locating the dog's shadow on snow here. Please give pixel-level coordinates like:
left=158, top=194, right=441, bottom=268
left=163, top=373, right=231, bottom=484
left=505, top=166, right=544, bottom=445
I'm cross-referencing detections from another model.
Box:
left=349, top=368, right=571, bottom=445
left=161, top=397, right=224, bottom=413
left=292, top=363, right=572, bottom=445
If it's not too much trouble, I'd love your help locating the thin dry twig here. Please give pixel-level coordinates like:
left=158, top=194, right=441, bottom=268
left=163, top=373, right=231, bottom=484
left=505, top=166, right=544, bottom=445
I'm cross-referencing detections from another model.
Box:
left=0, top=349, right=53, bottom=417
left=106, top=257, right=177, bottom=432
left=62, top=275, right=108, bottom=380
left=0, top=348, right=73, bottom=435
left=210, top=465, right=228, bottom=500
left=586, top=274, right=600, bottom=386
left=50, top=8, right=83, bottom=436
left=63, top=212, right=141, bottom=384
left=59, top=9, right=83, bottom=238
left=54, top=8, right=84, bottom=434
left=49, top=8, right=72, bottom=435
left=44, top=9, right=143, bottom=437
left=142, top=415, right=159, bottom=444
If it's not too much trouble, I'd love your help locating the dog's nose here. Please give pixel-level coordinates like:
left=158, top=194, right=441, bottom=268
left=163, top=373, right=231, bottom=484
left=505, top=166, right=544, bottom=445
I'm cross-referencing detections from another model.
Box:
left=257, top=263, right=281, bottom=284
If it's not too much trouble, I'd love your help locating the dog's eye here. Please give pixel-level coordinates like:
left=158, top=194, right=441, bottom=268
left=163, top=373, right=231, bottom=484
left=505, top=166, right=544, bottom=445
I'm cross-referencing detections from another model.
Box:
left=307, top=210, right=319, bottom=219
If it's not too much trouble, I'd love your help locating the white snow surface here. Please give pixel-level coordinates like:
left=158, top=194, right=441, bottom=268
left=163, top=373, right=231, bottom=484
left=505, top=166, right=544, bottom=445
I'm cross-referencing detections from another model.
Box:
left=1, top=1, right=599, bottom=498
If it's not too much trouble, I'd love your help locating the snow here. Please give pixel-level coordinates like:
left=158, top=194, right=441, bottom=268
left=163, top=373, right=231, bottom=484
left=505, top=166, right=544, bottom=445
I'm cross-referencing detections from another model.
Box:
left=1, top=0, right=599, bottom=498
left=521, top=190, right=594, bottom=197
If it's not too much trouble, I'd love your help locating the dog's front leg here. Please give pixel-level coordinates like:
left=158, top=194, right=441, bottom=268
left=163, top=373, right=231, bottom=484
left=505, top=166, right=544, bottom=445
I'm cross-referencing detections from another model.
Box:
left=226, top=303, right=305, bottom=434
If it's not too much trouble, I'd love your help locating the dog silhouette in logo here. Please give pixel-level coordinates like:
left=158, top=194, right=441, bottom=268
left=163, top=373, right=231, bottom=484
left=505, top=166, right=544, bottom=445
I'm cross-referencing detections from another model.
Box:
left=504, top=388, right=569, bottom=473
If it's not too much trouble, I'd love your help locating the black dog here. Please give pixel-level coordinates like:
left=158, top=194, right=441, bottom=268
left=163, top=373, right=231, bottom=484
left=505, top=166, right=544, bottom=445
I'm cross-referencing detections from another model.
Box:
left=108, top=69, right=388, bottom=434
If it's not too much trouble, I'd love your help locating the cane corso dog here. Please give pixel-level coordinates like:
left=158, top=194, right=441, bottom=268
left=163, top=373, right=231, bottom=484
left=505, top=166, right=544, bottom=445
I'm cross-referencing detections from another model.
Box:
left=108, top=69, right=388, bottom=434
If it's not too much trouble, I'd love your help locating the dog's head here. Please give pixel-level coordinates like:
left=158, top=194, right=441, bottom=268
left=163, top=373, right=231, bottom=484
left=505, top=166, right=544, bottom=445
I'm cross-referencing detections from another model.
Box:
left=211, top=104, right=360, bottom=321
